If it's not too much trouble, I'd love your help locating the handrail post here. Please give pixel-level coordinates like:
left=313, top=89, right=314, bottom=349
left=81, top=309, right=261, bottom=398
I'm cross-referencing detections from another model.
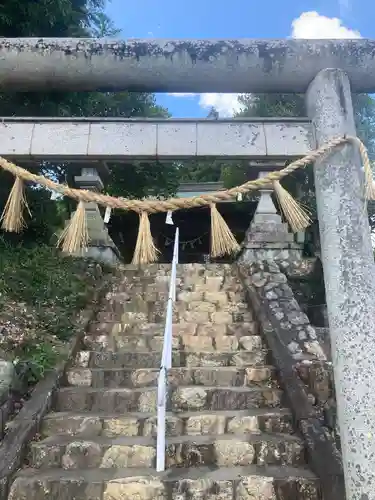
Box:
left=156, top=226, right=179, bottom=472
left=156, top=368, right=166, bottom=472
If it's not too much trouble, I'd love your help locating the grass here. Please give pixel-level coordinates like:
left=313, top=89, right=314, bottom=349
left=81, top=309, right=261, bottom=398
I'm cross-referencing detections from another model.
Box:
left=0, top=238, right=114, bottom=384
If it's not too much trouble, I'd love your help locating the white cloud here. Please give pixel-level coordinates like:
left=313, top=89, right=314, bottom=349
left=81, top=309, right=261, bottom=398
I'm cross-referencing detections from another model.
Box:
left=167, top=93, right=244, bottom=117
left=291, top=11, right=361, bottom=39
left=198, top=93, right=244, bottom=117
left=169, top=12, right=361, bottom=117
left=168, top=93, right=196, bottom=98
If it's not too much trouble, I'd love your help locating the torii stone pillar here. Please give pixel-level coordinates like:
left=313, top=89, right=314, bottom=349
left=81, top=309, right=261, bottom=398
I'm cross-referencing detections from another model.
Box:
left=307, top=69, right=375, bottom=499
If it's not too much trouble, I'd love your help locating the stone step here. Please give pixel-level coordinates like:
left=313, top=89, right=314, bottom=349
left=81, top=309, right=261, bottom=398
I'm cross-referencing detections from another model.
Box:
left=102, top=298, right=249, bottom=314
left=28, top=432, right=306, bottom=470
left=82, top=333, right=264, bottom=353
left=104, top=290, right=246, bottom=304
left=41, top=409, right=294, bottom=438
left=96, top=309, right=253, bottom=324
left=65, top=366, right=276, bottom=388
left=73, top=349, right=269, bottom=369
left=55, top=386, right=283, bottom=413
left=117, top=262, right=233, bottom=274
left=88, top=321, right=259, bottom=337
left=113, top=282, right=244, bottom=297
left=9, top=465, right=321, bottom=500
left=115, top=278, right=243, bottom=294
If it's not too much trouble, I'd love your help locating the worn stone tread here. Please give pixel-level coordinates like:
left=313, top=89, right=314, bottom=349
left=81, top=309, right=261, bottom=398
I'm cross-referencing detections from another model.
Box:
left=33, top=430, right=303, bottom=447
left=44, top=407, right=293, bottom=421
left=82, top=334, right=263, bottom=352
left=65, top=365, right=276, bottom=388
left=73, top=349, right=269, bottom=368
left=29, top=431, right=306, bottom=469
left=9, top=466, right=321, bottom=500
left=41, top=408, right=295, bottom=438
left=13, top=464, right=319, bottom=481
left=88, top=321, right=259, bottom=336
left=55, top=384, right=283, bottom=412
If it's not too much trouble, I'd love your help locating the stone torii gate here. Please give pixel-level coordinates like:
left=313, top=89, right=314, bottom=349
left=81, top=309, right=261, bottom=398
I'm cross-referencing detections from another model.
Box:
left=1, top=38, right=375, bottom=499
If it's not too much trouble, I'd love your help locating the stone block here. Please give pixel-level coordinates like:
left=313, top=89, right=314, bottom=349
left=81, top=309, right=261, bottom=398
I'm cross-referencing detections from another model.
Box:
left=0, top=122, right=34, bottom=155
left=211, top=312, right=233, bottom=324
left=88, top=122, right=157, bottom=156
left=172, top=478, right=233, bottom=500
left=101, top=444, right=155, bottom=468
left=214, top=440, right=255, bottom=466
left=32, top=122, right=89, bottom=156
left=102, top=418, right=139, bottom=437
left=104, top=478, right=166, bottom=500
left=236, top=476, right=276, bottom=500
left=186, top=414, right=226, bottom=435
left=264, top=122, right=312, bottom=156
left=157, top=122, right=197, bottom=156
left=197, top=122, right=267, bottom=156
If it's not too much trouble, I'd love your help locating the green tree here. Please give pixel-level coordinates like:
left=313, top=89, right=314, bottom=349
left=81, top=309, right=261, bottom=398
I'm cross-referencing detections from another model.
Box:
left=235, top=92, right=375, bottom=209
left=0, top=0, right=173, bottom=244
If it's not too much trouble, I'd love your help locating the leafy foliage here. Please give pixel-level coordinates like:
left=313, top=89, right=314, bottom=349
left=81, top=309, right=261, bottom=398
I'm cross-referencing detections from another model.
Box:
left=234, top=92, right=375, bottom=212
left=0, top=240, right=112, bottom=383
left=0, top=0, right=171, bottom=219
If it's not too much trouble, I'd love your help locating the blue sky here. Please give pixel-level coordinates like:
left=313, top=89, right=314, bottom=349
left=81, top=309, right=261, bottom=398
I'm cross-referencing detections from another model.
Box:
left=105, top=0, right=373, bottom=117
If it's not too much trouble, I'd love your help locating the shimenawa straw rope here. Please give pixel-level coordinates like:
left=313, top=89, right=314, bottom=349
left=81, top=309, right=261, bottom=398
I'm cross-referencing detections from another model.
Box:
left=0, top=135, right=373, bottom=262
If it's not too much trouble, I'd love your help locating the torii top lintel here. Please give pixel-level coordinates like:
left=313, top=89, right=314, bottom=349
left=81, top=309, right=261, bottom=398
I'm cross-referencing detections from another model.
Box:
left=0, top=38, right=375, bottom=93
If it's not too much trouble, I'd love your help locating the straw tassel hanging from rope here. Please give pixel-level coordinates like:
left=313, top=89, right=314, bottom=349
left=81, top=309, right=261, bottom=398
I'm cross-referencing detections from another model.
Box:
left=210, top=203, right=240, bottom=258
left=57, top=200, right=89, bottom=254
left=272, top=180, right=311, bottom=233
left=1, top=176, right=31, bottom=232
left=132, top=211, right=160, bottom=265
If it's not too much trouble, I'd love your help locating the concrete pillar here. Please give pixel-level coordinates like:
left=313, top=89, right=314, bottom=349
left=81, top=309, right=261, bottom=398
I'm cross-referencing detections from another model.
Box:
left=69, top=166, right=120, bottom=265
left=306, top=68, right=375, bottom=499
left=238, top=171, right=303, bottom=265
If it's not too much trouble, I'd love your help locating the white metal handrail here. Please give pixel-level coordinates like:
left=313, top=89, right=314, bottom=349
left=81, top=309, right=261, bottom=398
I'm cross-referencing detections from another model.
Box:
left=156, top=226, right=179, bottom=472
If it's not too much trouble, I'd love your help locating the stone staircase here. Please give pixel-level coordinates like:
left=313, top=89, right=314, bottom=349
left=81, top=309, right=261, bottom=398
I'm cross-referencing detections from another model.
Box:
left=8, top=264, right=321, bottom=499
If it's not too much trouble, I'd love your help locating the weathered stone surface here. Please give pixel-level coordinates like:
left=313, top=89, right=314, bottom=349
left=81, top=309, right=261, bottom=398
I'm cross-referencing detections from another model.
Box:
left=215, top=440, right=255, bottom=466
left=239, top=336, right=263, bottom=351
left=181, top=335, right=213, bottom=351
left=196, top=323, right=227, bottom=336
left=214, top=336, right=239, bottom=351
left=101, top=445, right=155, bottom=468
left=62, top=440, right=102, bottom=469
left=211, top=311, right=233, bottom=324
left=143, top=415, right=182, bottom=437
left=236, top=476, right=276, bottom=500
left=181, top=311, right=210, bottom=323
left=42, top=415, right=103, bottom=437
left=237, top=261, right=326, bottom=360
left=172, top=478, right=232, bottom=500
left=104, top=478, right=166, bottom=500
left=187, top=301, right=216, bottom=313
left=67, top=368, right=93, bottom=387
left=257, top=439, right=304, bottom=466
left=130, top=369, right=158, bottom=388
left=227, top=416, right=259, bottom=434
left=245, top=367, right=273, bottom=383
left=102, top=418, right=139, bottom=437
left=185, top=415, right=226, bottom=435
left=172, top=387, right=208, bottom=411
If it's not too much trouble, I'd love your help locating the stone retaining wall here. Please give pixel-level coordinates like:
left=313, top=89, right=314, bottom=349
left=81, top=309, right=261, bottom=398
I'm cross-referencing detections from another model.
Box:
left=236, top=260, right=344, bottom=500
